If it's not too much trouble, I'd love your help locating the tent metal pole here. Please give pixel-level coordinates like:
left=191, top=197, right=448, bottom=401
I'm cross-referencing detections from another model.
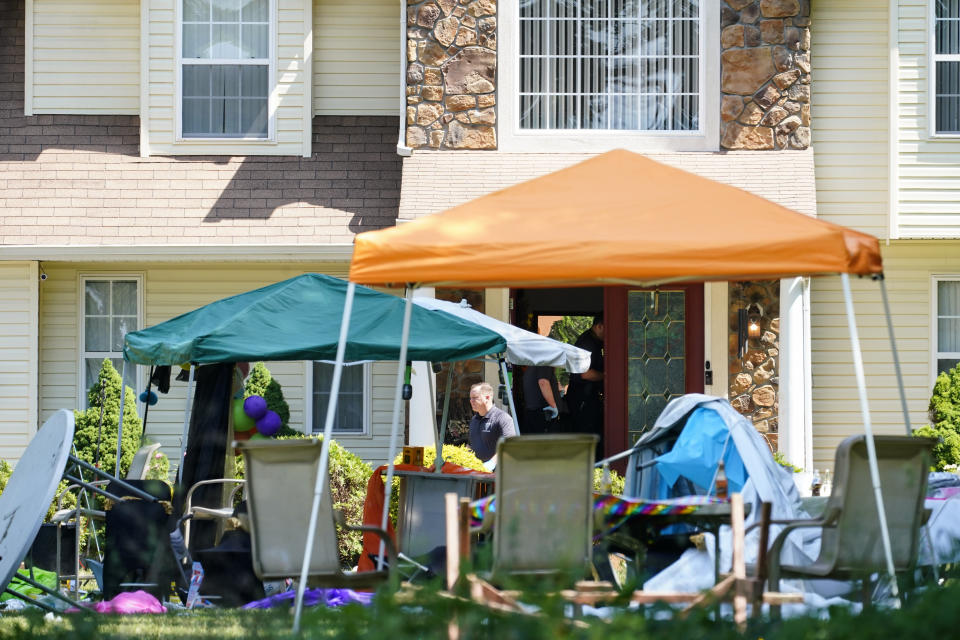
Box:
left=879, top=277, right=912, bottom=436
left=500, top=359, right=520, bottom=434
left=880, top=278, right=940, bottom=579
left=176, top=364, right=196, bottom=486
left=114, top=361, right=128, bottom=477
left=379, top=287, right=414, bottom=570
left=292, top=281, right=356, bottom=634
left=427, top=363, right=444, bottom=473
left=841, top=273, right=900, bottom=601
left=436, top=365, right=454, bottom=475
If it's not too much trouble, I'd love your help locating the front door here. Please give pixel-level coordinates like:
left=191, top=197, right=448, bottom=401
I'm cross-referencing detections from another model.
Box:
left=605, top=285, right=704, bottom=458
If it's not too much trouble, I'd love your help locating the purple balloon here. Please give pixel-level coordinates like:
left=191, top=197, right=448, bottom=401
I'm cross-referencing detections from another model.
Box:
left=256, top=410, right=282, bottom=437
left=243, top=395, right=268, bottom=420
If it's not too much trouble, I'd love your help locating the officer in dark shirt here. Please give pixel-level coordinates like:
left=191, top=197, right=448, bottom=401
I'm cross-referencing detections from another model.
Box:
left=522, top=365, right=560, bottom=434
left=467, top=382, right=516, bottom=468
left=566, top=314, right=604, bottom=456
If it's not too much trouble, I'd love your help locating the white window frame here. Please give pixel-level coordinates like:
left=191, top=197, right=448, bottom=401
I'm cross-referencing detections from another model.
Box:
left=932, top=275, right=960, bottom=383
left=77, top=274, right=144, bottom=410
left=174, top=0, right=277, bottom=143
left=498, top=0, right=719, bottom=152
left=304, top=361, right=373, bottom=437
left=929, top=0, right=960, bottom=138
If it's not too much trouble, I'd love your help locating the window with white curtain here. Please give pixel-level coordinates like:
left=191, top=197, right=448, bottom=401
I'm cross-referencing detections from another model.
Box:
left=518, top=0, right=701, bottom=131
left=936, top=279, right=960, bottom=375
left=934, top=0, right=960, bottom=134
left=311, top=362, right=369, bottom=435
left=82, top=278, right=139, bottom=405
left=181, top=0, right=270, bottom=138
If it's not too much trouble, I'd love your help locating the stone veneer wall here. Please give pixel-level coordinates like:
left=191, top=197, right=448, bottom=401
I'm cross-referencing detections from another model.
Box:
left=405, top=0, right=497, bottom=150
left=720, top=0, right=811, bottom=150
left=728, top=281, right=780, bottom=451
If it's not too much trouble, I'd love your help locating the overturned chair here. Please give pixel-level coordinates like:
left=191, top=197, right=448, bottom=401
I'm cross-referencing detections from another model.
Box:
left=238, top=438, right=396, bottom=590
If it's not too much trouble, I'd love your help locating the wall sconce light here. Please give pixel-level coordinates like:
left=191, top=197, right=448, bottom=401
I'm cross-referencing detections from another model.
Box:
left=746, top=303, right=764, bottom=339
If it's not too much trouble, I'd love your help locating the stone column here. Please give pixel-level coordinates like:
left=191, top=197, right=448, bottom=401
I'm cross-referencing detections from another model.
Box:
left=405, top=0, right=497, bottom=150
left=728, top=281, right=781, bottom=451
left=720, top=0, right=811, bottom=150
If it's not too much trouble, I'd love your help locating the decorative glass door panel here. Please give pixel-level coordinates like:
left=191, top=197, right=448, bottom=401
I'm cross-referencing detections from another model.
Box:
left=627, top=289, right=686, bottom=443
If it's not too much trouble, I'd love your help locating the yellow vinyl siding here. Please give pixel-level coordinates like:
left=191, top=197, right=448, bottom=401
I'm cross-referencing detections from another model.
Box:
left=811, top=0, right=889, bottom=238
left=897, top=0, right=960, bottom=237
left=0, top=263, right=39, bottom=464
left=37, top=262, right=402, bottom=466
left=30, top=0, right=140, bottom=114
left=146, top=0, right=308, bottom=156
left=313, top=0, right=398, bottom=115
left=808, top=242, right=960, bottom=471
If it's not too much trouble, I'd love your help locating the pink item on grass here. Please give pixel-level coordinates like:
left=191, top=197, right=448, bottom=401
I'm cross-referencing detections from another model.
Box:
left=94, top=590, right=167, bottom=614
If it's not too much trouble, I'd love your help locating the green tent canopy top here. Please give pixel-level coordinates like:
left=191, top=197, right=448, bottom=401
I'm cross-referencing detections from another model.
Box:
left=122, top=274, right=507, bottom=365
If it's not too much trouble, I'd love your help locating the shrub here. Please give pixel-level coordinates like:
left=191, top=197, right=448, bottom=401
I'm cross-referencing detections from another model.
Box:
left=592, top=467, right=626, bottom=495
left=773, top=450, right=803, bottom=473
left=72, top=359, right=143, bottom=479
left=0, top=459, right=78, bottom=524
left=915, top=363, right=960, bottom=470
left=393, top=444, right=486, bottom=472
left=243, top=362, right=291, bottom=430
left=145, top=448, right=170, bottom=481
left=233, top=433, right=372, bottom=568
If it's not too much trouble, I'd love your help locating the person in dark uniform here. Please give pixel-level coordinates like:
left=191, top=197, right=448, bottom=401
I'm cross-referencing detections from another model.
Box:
left=467, top=382, right=516, bottom=470
left=522, top=364, right=560, bottom=434
left=566, top=314, right=604, bottom=456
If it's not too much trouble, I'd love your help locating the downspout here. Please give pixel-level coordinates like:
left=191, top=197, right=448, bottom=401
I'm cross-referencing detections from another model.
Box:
left=887, top=0, right=898, bottom=241
left=397, top=0, right=412, bottom=156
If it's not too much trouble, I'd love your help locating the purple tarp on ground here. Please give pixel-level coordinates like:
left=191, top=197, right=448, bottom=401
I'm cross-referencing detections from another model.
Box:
left=242, top=588, right=373, bottom=610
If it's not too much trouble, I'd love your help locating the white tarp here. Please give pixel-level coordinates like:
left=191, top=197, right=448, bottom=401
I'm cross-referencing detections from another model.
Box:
left=640, top=395, right=960, bottom=615
left=412, top=297, right=591, bottom=372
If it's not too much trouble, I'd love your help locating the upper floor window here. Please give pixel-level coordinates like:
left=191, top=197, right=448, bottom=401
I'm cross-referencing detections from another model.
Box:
left=519, top=0, right=700, bottom=131
left=310, top=362, right=370, bottom=435
left=934, top=0, right=960, bottom=134
left=180, top=0, right=271, bottom=139
left=935, top=278, right=960, bottom=376
left=82, top=278, right=140, bottom=405
left=501, top=0, right=717, bottom=151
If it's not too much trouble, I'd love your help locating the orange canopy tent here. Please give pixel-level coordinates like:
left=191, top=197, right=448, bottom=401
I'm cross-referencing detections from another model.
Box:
left=349, top=149, right=882, bottom=288
left=296, top=151, right=901, bottom=627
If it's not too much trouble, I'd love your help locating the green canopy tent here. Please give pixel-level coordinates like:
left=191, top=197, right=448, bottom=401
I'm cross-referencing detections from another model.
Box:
left=117, top=273, right=507, bottom=482
left=123, top=273, right=505, bottom=365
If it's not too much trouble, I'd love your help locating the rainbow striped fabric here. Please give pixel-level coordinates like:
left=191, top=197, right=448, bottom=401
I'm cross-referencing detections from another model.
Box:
left=468, top=493, right=729, bottom=536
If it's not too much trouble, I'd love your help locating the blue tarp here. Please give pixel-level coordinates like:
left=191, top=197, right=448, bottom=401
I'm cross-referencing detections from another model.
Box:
left=654, top=406, right=748, bottom=495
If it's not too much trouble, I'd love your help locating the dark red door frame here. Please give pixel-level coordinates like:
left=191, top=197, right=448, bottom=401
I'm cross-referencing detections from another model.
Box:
left=604, top=284, right=705, bottom=463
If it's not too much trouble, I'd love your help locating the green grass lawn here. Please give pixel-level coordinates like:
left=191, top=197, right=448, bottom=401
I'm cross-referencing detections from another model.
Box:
left=3, top=578, right=960, bottom=640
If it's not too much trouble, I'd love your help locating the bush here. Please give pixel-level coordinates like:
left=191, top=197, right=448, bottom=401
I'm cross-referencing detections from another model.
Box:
left=243, top=362, right=290, bottom=430
left=915, top=363, right=960, bottom=470
left=592, top=467, right=626, bottom=495
left=233, top=434, right=372, bottom=568
left=393, top=444, right=486, bottom=472
left=72, top=359, right=143, bottom=479
left=0, top=459, right=78, bottom=525
left=145, top=448, right=170, bottom=481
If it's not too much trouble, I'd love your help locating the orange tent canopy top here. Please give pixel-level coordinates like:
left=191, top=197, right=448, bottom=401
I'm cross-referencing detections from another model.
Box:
left=349, top=150, right=882, bottom=288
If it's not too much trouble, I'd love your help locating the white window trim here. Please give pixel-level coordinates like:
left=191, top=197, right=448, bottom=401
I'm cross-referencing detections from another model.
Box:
left=304, top=361, right=373, bottom=438
left=498, top=0, right=720, bottom=152
left=174, top=0, right=278, bottom=143
left=932, top=275, right=960, bottom=384
left=77, top=273, right=144, bottom=410
left=928, top=0, right=960, bottom=138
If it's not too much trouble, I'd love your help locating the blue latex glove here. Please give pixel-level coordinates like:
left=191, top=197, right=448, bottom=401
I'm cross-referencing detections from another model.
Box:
left=542, top=405, right=559, bottom=421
